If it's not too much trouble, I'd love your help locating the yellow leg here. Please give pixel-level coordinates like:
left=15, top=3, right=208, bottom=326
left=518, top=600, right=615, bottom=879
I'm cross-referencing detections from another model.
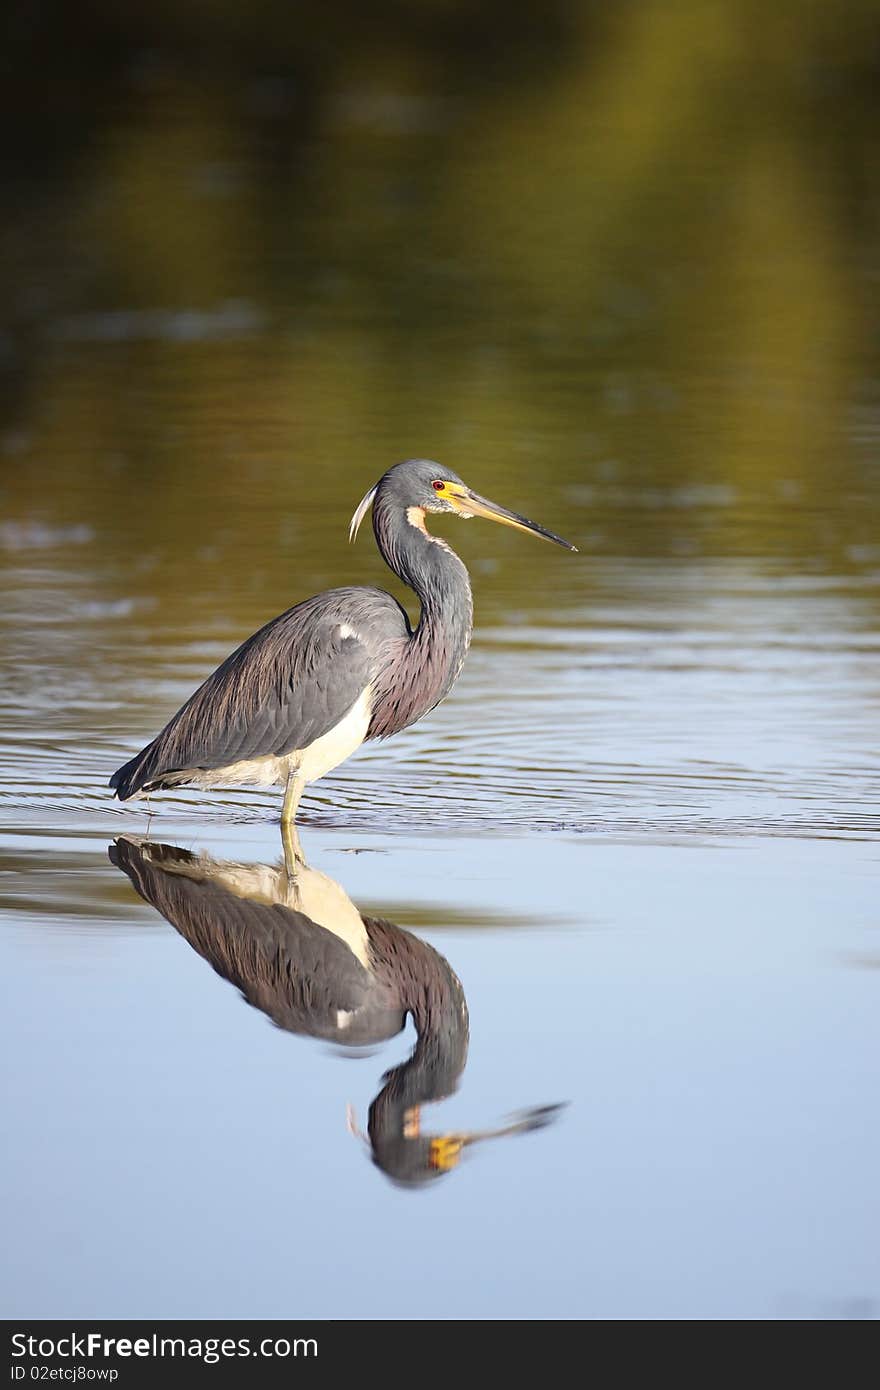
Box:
left=281, top=818, right=306, bottom=880
left=281, top=769, right=304, bottom=828
left=280, top=770, right=306, bottom=884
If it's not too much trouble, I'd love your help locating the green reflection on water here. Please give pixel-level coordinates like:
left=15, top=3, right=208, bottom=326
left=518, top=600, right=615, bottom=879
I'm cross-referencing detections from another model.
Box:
left=1, top=0, right=879, bottom=733
left=2, top=2, right=879, bottom=601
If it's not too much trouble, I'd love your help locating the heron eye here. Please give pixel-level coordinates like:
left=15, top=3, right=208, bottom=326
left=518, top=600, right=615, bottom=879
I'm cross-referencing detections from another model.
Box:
left=431, top=480, right=445, bottom=492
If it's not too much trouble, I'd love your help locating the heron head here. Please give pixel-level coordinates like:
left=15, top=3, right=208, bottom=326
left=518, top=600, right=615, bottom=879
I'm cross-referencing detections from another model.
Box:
left=349, top=457, right=577, bottom=550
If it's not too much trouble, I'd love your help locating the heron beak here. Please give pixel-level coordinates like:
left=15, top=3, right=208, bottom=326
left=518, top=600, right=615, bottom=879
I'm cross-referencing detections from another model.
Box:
left=447, top=484, right=577, bottom=551
left=427, top=1134, right=464, bottom=1172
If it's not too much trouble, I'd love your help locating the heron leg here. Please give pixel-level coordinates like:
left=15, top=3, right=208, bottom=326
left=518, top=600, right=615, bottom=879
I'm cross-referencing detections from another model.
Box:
left=281, top=768, right=304, bottom=828
left=281, top=819, right=306, bottom=881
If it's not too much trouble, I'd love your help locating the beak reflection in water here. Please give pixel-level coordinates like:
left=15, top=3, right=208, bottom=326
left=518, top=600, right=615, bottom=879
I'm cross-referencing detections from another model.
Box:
left=110, top=834, right=564, bottom=1187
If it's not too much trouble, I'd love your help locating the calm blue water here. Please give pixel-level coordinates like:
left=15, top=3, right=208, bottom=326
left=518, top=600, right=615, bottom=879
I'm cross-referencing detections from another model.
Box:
left=3, top=819, right=878, bottom=1319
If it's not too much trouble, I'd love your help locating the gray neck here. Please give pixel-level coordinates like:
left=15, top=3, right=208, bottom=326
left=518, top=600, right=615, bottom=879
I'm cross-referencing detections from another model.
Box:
left=368, top=497, right=474, bottom=737
left=365, top=917, right=469, bottom=1184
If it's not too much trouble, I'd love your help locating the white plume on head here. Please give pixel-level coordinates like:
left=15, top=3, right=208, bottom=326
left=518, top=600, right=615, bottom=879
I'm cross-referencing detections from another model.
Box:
left=349, top=483, right=378, bottom=543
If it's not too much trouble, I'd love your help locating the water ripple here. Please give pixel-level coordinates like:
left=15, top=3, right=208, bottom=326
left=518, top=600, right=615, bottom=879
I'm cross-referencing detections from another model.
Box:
left=1, top=561, right=877, bottom=842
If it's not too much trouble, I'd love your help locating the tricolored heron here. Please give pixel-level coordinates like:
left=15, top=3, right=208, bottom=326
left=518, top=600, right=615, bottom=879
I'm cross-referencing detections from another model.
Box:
left=110, top=834, right=563, bottom=1185
left=110, top=458, right=575, bottom=825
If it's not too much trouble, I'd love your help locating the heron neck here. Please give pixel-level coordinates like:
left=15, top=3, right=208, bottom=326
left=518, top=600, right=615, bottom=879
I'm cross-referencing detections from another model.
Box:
left=373, top=499, right=474, bottom=682
left=409, top=536, right=473, bottom=643
left=366, top=501, right=473, bottom=739
left=366, top=919, right=469, bottom=1178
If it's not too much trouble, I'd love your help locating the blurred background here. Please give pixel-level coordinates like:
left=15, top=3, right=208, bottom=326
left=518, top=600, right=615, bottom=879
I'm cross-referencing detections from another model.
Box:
left=3, top=0, right=880, bottom=566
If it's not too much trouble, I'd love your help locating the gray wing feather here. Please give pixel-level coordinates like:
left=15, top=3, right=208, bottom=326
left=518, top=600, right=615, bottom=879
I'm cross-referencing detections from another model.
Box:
left=109, top=838, right=406, bottom=1045
left=111, top=587, right=405, bottom=798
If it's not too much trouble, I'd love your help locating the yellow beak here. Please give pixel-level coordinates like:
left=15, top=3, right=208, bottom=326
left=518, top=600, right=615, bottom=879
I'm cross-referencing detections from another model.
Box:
left=446, top=483, right=577, bottom=551
left=428, top=1135, right=465, bottom=1172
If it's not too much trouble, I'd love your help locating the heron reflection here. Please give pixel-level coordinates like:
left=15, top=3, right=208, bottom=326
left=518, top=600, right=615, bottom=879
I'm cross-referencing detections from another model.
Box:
left=110, top=834, right=562, bottom=1186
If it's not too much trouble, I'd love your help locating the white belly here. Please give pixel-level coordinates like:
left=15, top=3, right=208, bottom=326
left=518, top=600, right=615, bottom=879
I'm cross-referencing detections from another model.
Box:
left=188, top=687, right=372, bottom=791
left=128, top=843, right=371, bottom=968
left=294, top=687, right=372, bottom=784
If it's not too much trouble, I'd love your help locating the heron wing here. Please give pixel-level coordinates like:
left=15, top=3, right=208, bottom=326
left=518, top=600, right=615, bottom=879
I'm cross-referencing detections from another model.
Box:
left=110, top=838, right=406, bottom=1044
left=111, top=588, right=402, bottom=798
